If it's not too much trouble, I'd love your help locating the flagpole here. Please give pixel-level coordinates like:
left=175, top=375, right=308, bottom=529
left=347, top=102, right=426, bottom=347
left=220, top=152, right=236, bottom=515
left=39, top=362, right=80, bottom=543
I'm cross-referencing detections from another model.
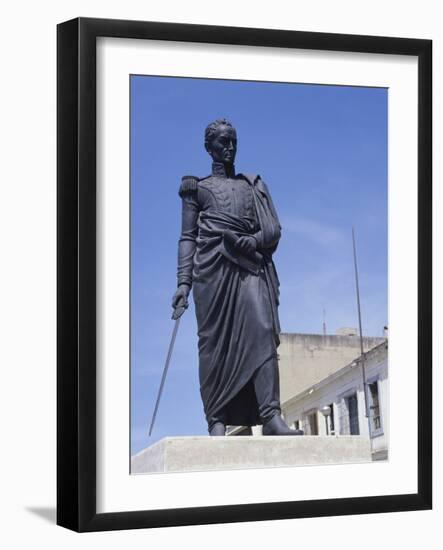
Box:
left=352, top=228, right=371, bottom=428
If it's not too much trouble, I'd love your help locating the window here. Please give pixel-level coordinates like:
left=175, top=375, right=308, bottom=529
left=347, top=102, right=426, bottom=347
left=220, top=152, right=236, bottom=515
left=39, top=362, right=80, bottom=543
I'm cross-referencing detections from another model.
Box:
left=368, top=379, right=383, bottom=435
left=339, top=392, right=360, bottom=435
left=328, top=403, right=335, bottom=435
left=304, top=411, right=319, bottom=435
left=347, top=394, right=360, bottom=435
left=292, top=420, right=301, bottom=430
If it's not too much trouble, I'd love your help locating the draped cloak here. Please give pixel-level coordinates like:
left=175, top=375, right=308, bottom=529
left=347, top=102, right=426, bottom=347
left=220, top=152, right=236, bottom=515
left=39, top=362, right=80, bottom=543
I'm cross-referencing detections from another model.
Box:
left=177, top=170, right=281, bottom=426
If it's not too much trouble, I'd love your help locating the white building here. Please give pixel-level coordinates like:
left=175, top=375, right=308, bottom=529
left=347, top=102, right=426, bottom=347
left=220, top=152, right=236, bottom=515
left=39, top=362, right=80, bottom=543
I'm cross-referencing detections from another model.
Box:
left=228, top=331, right=389, bottom=461
left=281, top=338, right=388, bottom=460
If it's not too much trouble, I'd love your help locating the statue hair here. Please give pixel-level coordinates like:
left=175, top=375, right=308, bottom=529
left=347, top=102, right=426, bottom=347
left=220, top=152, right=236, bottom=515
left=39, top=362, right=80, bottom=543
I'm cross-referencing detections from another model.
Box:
left=204, top=118, right=236, bottom=147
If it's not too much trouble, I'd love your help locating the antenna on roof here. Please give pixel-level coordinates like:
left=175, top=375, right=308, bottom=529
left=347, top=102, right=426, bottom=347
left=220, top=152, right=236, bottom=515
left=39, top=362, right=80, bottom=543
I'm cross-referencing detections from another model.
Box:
left=322, top=307, right=327, bottom=336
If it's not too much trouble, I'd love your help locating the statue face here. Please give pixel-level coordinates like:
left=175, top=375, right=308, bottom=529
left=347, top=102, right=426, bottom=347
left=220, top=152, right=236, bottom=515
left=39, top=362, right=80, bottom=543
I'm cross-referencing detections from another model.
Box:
left=206, top=125, right=237, bottom=164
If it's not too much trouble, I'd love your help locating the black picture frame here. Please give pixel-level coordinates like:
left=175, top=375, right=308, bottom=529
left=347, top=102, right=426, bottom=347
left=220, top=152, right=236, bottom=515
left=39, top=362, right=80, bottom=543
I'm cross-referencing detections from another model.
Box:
left=57, top=17, right=432, bottom=532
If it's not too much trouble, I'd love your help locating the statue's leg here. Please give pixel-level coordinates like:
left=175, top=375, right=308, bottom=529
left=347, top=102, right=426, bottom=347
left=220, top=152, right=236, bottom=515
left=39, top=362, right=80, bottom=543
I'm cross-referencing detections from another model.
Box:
left=209, top=422, right=226, bottom=436
left=252, top=359, right=281, bottom=423
left=207, top=410, right=226, bottom=436
left=253, top=359, right=303, bottom=436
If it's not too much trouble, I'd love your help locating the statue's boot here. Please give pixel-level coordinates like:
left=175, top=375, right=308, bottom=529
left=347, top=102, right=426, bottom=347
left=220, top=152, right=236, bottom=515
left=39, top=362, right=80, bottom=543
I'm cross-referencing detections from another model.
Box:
left=209, top=421, right=226, bottom=436
left=262, top=414, right=304, bottom=436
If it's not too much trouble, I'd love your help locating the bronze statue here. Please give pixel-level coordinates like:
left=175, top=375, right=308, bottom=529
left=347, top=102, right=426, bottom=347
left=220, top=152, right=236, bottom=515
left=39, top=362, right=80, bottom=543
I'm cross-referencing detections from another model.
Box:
left=172, top=119, right=303, bottom=437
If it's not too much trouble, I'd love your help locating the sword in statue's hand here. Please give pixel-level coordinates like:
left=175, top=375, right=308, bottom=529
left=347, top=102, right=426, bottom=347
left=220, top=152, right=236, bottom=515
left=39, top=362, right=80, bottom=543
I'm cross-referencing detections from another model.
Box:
left=148, top=295, right=188, bottom=436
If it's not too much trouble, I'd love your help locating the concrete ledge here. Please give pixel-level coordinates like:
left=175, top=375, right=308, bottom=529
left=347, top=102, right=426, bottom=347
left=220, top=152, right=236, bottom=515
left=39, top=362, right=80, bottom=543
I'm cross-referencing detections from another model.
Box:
left=131, top=435, right=372, bottom=474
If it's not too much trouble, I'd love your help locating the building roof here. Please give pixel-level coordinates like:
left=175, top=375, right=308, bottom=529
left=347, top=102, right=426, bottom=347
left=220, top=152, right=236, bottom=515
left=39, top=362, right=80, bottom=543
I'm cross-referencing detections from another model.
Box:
left=281, top=339, right=388, bottom=409
left=278, top=332, right=386, bottom=402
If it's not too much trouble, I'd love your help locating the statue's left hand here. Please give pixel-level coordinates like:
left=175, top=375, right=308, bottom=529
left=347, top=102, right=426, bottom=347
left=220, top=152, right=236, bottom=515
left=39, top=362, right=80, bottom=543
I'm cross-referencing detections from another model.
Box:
left=235, top=235, right=257, bottom=256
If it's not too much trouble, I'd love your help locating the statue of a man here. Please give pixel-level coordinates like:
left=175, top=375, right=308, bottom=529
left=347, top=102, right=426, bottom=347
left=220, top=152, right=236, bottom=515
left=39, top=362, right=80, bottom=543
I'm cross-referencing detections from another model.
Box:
left=172, top=118, right=302, bottom=437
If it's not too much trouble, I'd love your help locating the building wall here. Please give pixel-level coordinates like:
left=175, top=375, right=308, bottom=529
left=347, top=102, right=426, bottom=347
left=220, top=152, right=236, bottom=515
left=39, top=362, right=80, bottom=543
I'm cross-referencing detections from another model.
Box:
left=281, top=342, right=388, bottom=457
left=278, top=333, right=386, bottom=403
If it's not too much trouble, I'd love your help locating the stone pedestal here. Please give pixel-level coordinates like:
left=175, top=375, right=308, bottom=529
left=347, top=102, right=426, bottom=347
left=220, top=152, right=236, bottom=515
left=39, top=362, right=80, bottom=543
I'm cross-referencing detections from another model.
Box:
left=131, top=435, right=372, bottom=474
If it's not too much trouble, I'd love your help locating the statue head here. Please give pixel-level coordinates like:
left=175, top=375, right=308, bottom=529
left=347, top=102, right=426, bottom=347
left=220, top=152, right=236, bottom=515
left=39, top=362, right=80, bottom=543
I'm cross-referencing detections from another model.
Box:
left=204, top=118, right=237, bottom=165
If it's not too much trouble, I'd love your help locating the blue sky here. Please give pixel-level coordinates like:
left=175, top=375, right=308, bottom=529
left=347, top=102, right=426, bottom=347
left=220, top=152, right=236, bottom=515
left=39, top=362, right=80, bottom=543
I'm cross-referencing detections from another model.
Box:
left=130, top=75, right=387, bottom=455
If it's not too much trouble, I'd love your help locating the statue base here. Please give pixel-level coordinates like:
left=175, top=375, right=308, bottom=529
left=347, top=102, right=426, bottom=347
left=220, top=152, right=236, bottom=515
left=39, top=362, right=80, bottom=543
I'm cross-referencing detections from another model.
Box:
left=131, top=435, right=372, bottom=474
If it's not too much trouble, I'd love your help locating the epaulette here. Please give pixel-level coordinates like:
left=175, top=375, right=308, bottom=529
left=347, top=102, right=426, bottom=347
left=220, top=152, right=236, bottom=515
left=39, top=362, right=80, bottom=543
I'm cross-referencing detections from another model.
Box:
left=179, top=175, right=199, bottom=198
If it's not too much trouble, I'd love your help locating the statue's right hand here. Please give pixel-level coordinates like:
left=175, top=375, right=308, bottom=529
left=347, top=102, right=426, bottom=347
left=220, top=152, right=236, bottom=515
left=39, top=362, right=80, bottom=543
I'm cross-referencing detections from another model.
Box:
left=235, top=235, right=257, bottom=256
left=172, top=284, right=190, bottom=310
